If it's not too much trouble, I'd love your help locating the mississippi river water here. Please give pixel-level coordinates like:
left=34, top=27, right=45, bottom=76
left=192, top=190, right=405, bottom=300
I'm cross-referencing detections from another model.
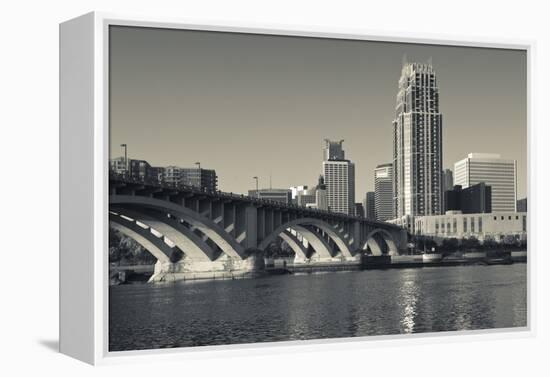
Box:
left=109, top=264, right=527, bottom=351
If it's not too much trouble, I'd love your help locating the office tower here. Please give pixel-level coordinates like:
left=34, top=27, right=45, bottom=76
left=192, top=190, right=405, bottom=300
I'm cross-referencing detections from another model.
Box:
left=354, top=203, right=365, bottom=218
left=454, top=153, right=517, bottom=212
left=308, top=175, right=328, bottom=210
left=296, top=187, right=317, bottom=207
left=442, top=169, right=454, bottom=191
left=322, top=140, right=355, bottom=215
left=444, top=183, right=492, bottom=214
left=442, top=168, right=453, bottom=210
left=290, top=185, right=309, bottom=200
left=248, top=188, right=292, bottom=204
left=517, top=198, right=527, bottom=212
left=374, top=163, right=394, bottom=221
left=461, top=183, right=492, bottom=214
left=393, top=60, right=443, bottom=217
left=363, top=191, right=376, bottom=220
left=323, top=139, right=345, bottom=161
left=290, top=185, right=316, bottom=207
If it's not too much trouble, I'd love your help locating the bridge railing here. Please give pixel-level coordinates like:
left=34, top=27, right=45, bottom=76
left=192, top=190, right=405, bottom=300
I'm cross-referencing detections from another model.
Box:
left=109, top=171, right=397, bottom=227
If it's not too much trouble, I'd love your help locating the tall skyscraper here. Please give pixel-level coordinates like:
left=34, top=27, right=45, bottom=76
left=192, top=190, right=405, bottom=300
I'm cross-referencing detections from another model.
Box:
left=322, top=139, right=355, bottom=215
left=374, top=163, right=394, bottom=221
left=454, top=153, right=517, bottom=212
left=442, top=169, right=454, bottom=192
left=323, top=139, right=345, bottom=161
left=393, top=60, right=443, bottom=217
left=363, top=191, right=376, bottom=220
left=442, top=168, right=454, bottom=212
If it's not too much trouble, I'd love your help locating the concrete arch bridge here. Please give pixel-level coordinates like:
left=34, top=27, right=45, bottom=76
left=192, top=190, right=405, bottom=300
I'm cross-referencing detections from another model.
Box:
left=109, top=175, right=407, bottom=282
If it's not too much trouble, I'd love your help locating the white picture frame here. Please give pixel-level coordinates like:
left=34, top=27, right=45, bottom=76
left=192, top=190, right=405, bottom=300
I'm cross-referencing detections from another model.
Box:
left=59, top=11, right=535, bottom=365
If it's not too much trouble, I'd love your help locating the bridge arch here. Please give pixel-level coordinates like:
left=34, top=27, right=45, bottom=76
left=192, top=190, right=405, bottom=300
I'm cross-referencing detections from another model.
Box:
left=258, top=217, right=353, bottom=258
left=111, top=206, right=218, bottom=262
left=362, top=228, right=399, bottom=256
left=110, top=195, right=247, bottom=260
left=109, top=213, right=177, bottom=264
left=278, top=230, right=310, bottom=260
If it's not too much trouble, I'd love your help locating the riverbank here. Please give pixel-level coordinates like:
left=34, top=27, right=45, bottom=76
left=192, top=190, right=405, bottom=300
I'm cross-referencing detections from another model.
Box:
left=109, top=250, right=527, bottom=284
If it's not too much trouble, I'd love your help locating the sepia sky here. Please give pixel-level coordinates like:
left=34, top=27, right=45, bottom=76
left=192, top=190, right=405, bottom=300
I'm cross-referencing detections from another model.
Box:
left=109, top=26, right=527, bottom=200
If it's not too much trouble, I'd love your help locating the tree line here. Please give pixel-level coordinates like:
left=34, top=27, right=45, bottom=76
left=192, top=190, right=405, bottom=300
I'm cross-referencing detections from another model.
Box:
left=414, top=234, right=527, bottom=256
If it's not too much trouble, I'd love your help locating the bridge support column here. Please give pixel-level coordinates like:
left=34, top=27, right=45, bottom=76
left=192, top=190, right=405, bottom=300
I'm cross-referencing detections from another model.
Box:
left=244, top=205, right=258, bottom=250
left=352, top=222, right=361, bottom=251
left=149, top=253, right=265, bottom=282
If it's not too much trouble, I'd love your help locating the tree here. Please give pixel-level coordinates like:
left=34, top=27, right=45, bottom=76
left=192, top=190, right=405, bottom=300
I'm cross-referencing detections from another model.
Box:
left=108, top=227, right=156, bottom=265
left=483, top=235, right=498, bottom=250
left=502, top=234, right=519, bottom=250
left=440, top=238, right=459, bottom=255
left=462, top=236, right=481, bottom=251
left=415, top=236, right=437, bottom=252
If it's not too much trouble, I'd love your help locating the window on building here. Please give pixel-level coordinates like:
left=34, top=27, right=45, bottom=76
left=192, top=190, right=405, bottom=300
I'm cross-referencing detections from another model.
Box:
left=463, top=218, right=467, bottom=233
left=523, top=216, right=527, bottom=232
left=478, top=217, right=483, bottom=233
left=494, top=216, right=497, bottom=220
left=471, top=217, right=475, bottom=232
left=509, top=216, right=512, bottom=220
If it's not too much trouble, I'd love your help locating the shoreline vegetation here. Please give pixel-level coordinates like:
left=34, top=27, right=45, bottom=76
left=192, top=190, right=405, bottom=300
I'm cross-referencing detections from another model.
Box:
left=411, top=234, right=527, bottom=256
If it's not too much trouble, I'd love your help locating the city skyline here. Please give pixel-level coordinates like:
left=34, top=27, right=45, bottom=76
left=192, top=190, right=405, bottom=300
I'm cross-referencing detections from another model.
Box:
left=109, top=26, right=527, bottom=199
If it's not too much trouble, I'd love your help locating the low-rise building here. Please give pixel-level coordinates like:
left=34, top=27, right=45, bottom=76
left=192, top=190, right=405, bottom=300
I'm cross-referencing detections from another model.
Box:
left=413, top=211, right=527, bottom=242
left=129, top=159, right=151, bottom=181
left=248, top=189, right=292, bottom=204
left=109, top=156, right=127, bottom=175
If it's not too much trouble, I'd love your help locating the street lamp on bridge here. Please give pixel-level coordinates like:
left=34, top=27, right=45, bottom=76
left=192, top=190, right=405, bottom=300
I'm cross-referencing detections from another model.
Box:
left=253, top=176, right=259, bottom=196
left=120, top=144, right=128, bottom=176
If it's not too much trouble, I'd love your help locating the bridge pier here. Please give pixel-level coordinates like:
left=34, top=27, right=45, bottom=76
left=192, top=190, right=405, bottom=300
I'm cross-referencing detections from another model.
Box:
left=149, top=253, right=265, bottom=282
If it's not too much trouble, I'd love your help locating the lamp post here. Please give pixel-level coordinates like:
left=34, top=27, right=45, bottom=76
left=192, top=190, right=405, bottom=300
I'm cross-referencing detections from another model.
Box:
left=253, top=176, right=259, bottom=197
left=120, top=144, right=127, bottom=176
left=194, top=162, right=201, bottom=190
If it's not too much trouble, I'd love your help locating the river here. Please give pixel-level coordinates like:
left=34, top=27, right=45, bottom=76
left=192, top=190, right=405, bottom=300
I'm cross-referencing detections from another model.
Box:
left=109, top=263, right=527, bottom=351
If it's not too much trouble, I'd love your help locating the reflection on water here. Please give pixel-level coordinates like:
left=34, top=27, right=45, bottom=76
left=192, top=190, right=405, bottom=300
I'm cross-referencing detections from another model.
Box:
left=109, top=264, right=527, bottom=351
left=398, top=269, right=420, bottom=333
